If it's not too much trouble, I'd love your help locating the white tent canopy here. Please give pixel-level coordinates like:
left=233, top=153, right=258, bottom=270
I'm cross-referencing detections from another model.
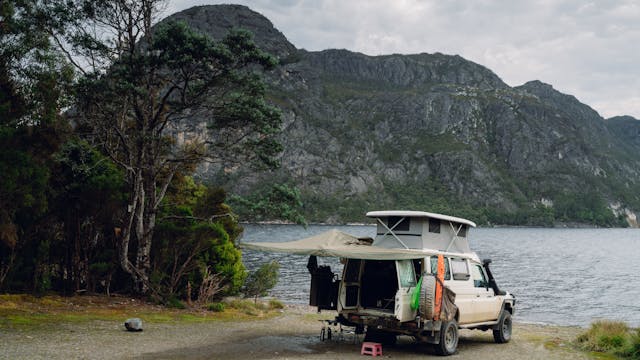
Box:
left=240, top=229, right=472, bottom=260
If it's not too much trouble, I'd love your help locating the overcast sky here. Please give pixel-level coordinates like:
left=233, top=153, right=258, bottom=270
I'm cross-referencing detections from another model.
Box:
left=165, top=0, right=640, bottom=119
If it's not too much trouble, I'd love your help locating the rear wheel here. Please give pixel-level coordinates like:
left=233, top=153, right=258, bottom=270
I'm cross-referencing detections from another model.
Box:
left=435, top=320, right=458, bottom=356
left=493, top=311, right=512, bottom=343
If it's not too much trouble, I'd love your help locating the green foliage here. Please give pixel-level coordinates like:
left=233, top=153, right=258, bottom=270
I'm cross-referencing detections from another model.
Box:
left=0, top=138, right=50, bottom=223
left=54, top=140, right=125, bottom=199
left=575, top=320, right=640, bottom=358
left=553, top=193, right=625, bottom=227
left=299, top=177, right=487, bottom=224
left=54, top=1, right=283, bottom=293
left=222, top=298, right=276, bottom=316
left=34, top=240, right=52, bottom=296
left=268, top=299, right=284, bottom=309
left=165, top=296, right=186, bottom=310
left=153, top=176, right=246, bottom=300
left=2, top=1, right=284, bottom=296
left=243, top=261, right=280, bottom=302
left=230, top=184, right=306, bottom=224
left=49, top=139, right=124, bottom=293
left=0, top=0, right=75, bottom=292
left=207, top=302, right=226, bottom=312
left=0, top=1, right=74, bottom=126
left=375, top=133, right=469, bottom=162
left=200, top=223, right=246, bottom=294
left=627, top=329, right=640, bottom=359
left=296, top=173, right=628, bottom=227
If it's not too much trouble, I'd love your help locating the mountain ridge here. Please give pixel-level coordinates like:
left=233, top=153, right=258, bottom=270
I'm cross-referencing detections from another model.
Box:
left=165, top=4, right=640, bottom=226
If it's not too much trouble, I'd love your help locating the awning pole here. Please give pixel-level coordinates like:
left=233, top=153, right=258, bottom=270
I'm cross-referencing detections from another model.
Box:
left=377, top=217, right=410, bottom=249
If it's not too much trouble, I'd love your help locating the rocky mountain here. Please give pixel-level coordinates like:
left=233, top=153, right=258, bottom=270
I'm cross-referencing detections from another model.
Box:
left=164, top=5, right=640, bottom=226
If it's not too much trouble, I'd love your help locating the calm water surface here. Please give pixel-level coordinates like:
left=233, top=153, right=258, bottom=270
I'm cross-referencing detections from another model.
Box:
left=241, top=224, right=640, bottom=327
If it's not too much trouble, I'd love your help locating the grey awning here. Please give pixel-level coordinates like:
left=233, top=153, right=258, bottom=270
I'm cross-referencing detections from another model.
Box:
left=241, top=229, right=470, bottom=260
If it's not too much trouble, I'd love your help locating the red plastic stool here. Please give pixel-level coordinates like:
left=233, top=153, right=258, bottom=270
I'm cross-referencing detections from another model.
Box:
left=361, top=342, right=383, bottom=357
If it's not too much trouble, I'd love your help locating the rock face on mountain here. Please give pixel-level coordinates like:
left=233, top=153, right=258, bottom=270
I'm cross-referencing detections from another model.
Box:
left=165, top=5, right=640, bottom=225
left=166, top=4, right=296, bottom=59
left=607, top=116, right=640, bottom=150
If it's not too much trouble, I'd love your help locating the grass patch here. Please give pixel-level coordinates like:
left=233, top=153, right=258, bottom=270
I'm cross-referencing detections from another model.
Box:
left=224, top=299, right=266, bottom=316
left=575, top=320, right=640, bottom=359
left=268, top=299, right=284, bottom=310
left=179, top=313, right=210, bottom=322
left=207, top=302, right=225, bottom=312
left=302, top=313, right=328, bottom=322
left=0, top=294, right=285, bottom=329
left=143, top=314, right=175, bottom=322
left=221, top=298, right=286, bottom=318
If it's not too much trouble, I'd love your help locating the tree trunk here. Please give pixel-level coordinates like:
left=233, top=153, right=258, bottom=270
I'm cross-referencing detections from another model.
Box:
left=118, top=160, right=167, bottom=294
left=118, top=170, right=144, bottom=291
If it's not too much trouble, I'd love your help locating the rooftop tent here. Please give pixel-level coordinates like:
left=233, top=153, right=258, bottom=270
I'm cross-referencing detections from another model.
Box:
left=366, top=211, right=477, bottom=254
left=240, top=229, right=472, bottom=260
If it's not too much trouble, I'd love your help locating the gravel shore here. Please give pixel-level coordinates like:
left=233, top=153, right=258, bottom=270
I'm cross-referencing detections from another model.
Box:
left=1, top=304, right=588, bottom=359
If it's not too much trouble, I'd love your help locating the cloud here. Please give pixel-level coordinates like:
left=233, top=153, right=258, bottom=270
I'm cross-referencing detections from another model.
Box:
left=166, top=0, right=640, bottom=119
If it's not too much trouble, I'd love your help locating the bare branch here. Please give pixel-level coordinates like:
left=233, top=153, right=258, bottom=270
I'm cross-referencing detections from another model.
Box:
left=50, top=33, right=87, bottom=75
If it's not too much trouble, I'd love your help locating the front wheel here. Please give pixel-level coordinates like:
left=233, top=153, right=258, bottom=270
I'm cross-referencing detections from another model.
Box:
left=435, top=320, right=458, bottom=356
left=493, top=311, right=512, bottom=343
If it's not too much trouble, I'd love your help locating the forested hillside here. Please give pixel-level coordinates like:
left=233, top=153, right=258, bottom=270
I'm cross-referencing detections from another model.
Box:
left=168, top=5, right=640, bottom=227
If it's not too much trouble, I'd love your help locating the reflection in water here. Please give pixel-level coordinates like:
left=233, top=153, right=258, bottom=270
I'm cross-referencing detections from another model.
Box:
left=241, top=224, right=640, bottom=327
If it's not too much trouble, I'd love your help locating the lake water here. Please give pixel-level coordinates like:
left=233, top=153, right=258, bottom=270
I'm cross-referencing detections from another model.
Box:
left=241, top=224, right=640, bottom=327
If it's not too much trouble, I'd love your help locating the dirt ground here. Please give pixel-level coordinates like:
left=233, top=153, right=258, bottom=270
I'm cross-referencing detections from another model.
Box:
left=0, top=304, right=589, bottom=359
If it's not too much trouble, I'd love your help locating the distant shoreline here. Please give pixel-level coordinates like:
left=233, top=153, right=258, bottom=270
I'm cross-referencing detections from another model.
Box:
left=241, top=221, right=634, bottom=229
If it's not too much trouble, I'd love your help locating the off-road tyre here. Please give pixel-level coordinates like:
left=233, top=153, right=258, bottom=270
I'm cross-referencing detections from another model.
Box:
left=435, top=320, right=458, bottom=356
left=493, top=311, right=512, bottom=343
left=419, top=276, right=436, bottom=319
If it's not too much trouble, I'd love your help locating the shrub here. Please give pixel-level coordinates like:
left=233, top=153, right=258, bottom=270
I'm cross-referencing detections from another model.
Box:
left=166, top=296, right=186, bottom=309
left=225, top=299, right=253, bottom=311
left=625, top=328, right=640, bottom=358
left=268, top=299, right=284, bottom=310
left=576, top=320, right=631, bottom=354
left=224, top=298, right=260, bottom=316
left=243, top=261, right=279, bottom=303
left=207, top=302, right=225, bottom=312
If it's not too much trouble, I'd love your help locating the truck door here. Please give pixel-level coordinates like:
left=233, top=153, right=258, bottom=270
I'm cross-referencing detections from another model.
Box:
left=471, top=263, right=502, bottom=322
left=340, top=259, right=362, bottom=309
left=445, top=257, right=475, bottom=324
left=394, top=260, right=417, bottom=322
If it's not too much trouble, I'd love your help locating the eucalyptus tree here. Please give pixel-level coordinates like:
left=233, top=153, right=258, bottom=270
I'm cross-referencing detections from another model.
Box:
left=48, top=0, right=282, bottom=293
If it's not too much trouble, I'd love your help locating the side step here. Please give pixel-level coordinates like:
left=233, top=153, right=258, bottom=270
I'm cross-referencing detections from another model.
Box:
left=458, top=320, right=499, bottom=329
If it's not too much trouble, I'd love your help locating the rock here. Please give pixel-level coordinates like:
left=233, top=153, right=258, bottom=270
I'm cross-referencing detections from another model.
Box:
left=160, top=4, right=296, bottom=60
left=124, top=318, right=143, bottom=332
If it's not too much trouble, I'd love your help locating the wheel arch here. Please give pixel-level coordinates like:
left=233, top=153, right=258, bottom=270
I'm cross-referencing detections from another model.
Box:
left=504, top=300, right=514, bottom=316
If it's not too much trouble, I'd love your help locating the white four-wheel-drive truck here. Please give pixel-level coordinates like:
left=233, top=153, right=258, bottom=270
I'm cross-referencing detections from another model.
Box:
left=243, top=210, right=516, bottom=356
